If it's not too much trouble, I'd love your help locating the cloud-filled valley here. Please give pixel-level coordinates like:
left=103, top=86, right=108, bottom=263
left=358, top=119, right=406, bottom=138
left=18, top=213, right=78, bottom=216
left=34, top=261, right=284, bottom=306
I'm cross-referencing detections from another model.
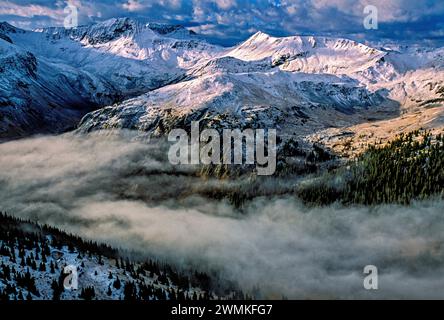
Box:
left=1, top=132, right=443, bottom=299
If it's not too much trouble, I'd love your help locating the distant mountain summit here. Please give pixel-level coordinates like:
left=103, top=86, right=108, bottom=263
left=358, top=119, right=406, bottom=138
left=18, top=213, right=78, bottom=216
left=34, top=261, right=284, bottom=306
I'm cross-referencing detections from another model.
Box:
left=35, top=17, right=196, bottom=44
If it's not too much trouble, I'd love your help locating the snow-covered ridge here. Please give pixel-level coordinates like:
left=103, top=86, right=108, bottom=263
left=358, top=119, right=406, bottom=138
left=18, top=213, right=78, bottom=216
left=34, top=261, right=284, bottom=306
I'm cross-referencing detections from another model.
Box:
left=0, top=22, right=22, bottom=34
left=75, top=27, right=444, bottom=153
left=1, top=18, right=443, bottom=148
left=34, top=17, right=195, bottom=45
left=225, top=31, right=385, bottom=75
left=0, top=18, right=218, bottom=139
left=229, top=31, right=383, bottom=61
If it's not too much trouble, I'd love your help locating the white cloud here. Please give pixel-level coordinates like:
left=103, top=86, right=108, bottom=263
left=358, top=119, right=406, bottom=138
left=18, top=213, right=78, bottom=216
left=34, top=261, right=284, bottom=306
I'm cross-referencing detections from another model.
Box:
left=122, top=0, right=148, bottom=12
left=214, top=0, right=236, bottom=10
left=310, top=0, right=444, bottom=22
left=0, top=0, right=64, bottom=20
left=158, top=0, right=182, bottom=10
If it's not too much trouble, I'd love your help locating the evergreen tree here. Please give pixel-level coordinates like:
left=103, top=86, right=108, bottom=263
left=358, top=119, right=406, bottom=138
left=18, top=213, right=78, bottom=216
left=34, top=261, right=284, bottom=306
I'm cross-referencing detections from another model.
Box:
left=113, top=277, right=121, bottom=290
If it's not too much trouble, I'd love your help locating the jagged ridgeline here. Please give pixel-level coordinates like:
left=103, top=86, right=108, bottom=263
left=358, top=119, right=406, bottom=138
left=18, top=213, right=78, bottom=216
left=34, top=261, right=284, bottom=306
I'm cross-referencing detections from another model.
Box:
left=0, top=213, right=248, bottom=300
left=297, top=130, right=444, bottom=206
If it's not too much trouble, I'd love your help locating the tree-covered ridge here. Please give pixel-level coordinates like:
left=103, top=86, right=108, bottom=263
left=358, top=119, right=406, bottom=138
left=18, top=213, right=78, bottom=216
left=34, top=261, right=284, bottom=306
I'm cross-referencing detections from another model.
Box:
left=180, top=130, right=443, bottom=208
left=297, top=130, right=444, bottom=206
left=0, top=213, right=246, bottom=300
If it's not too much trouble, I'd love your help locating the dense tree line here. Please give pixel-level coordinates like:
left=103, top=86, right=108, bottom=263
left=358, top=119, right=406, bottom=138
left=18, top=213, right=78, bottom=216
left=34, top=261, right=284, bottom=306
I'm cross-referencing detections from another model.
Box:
left=297, top=130, right=444, bottom=206
left=0, top=213, right=244, bottom=300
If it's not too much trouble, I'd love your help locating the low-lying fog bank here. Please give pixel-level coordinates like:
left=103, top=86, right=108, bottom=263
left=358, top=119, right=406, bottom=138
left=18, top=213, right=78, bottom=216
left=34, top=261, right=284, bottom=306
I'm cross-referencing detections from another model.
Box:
left=1, top=132, right=443, bottom=299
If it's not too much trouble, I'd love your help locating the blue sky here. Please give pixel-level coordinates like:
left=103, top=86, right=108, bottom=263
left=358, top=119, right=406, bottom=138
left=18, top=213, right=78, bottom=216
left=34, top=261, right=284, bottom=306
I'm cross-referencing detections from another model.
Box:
left=1, top=0, right=444, bottom=46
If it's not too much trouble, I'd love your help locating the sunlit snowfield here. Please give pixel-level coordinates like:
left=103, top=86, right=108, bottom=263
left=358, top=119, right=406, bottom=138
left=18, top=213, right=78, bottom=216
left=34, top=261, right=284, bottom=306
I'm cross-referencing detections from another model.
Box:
left=1, top=132, right=444, bottom=299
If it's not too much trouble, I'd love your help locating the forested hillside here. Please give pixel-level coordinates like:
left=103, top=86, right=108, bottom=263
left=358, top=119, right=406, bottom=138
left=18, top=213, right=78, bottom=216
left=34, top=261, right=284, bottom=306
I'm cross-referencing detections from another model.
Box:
left=0, top=213, right=245, bottom=300
left=298, top=130, right=444, bottom=206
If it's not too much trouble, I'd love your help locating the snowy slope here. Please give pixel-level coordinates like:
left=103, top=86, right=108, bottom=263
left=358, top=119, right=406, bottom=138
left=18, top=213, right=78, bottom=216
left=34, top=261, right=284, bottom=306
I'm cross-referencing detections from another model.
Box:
left=75, top=32, right=395, bottom=139
left=226, top=32, right=386, bottom=75
left=77, top=69, right=386, bottom=137
left=77, top=30, right=444, bottom=152
left=0, top=35, right=121, bottom=138
left=0, top=213, right=239, bottom=300
left=30, top=18, right=219, bottom=88
left=0, top=18, right=219, bottom=140
left=1, top=18, right=443, bottom=149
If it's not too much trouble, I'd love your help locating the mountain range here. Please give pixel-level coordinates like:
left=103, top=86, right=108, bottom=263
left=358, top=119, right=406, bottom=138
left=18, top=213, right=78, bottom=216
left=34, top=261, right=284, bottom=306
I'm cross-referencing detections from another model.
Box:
left=1, top=17, right=443, bottom=154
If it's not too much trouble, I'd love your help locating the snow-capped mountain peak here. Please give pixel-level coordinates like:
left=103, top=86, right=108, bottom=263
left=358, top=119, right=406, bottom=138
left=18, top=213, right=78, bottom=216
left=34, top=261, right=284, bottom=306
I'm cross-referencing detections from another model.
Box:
left=36, top=17, right=140, bottom=44
left=0, top=21, right=20, bottom=34
left=226, top=31, right=386, bottom=77
left=0, top=19, right=218, bottom=139
left=34, top=18, right=196, bottom=45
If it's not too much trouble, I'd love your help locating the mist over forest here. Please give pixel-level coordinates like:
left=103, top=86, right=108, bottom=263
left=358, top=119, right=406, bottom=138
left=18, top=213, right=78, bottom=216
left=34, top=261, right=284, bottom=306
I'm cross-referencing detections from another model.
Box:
left=1, top=132, right=443, bottom=299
